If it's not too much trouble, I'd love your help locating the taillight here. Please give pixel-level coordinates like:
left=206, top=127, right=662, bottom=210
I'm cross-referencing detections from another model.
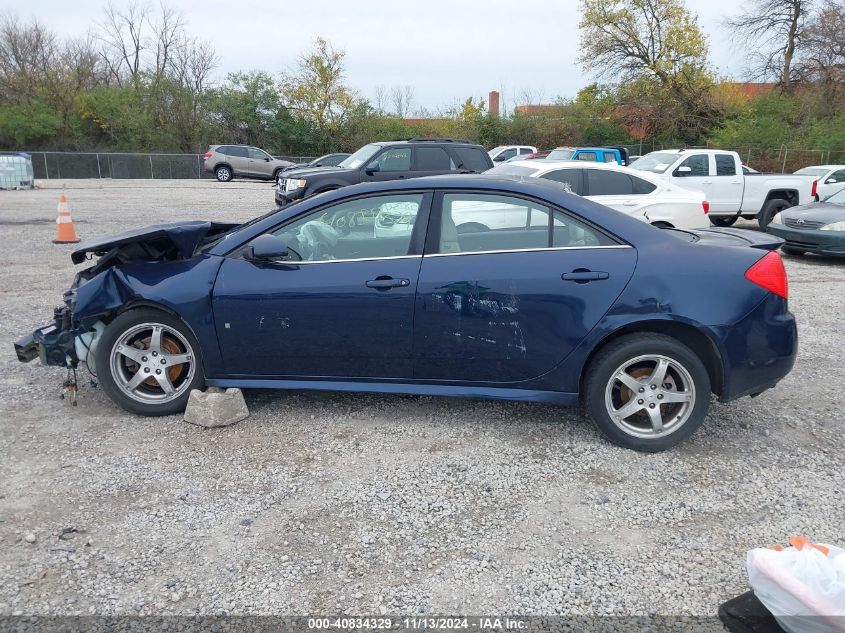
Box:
left=745, top=251, right=788, bottom=298
left=811, top=179, right=818, bottom=198
left=202, top=152, right=212, bottom=159
left=702, top=200, right=710, bottom=214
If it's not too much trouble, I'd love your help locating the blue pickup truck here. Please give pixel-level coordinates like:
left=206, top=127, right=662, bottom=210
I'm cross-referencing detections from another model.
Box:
left=546, top=146, right=630, bottom=165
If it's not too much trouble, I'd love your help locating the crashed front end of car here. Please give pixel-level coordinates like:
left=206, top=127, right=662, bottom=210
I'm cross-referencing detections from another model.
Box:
left=14, top=220, right=238, bottom=374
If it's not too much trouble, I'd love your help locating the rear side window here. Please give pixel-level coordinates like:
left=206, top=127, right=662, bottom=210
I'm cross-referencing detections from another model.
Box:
left=585, top=169, right=634, bottom=195
left=715, top=154, right=736, bottom=176
left=225, top=146, right=248, bottom=158
left=452, top=147, right=490, bottom=171
left=603, top=153, right=617, bottom=163
left=577, top=152, right=598, bottom=162
left=519, top=147, right=534, bottom=155
left=541, top=169, right=584, bottom=195
left=437, top=193, right=615, bottom=254
left=415, top=147, right=453, bottom=171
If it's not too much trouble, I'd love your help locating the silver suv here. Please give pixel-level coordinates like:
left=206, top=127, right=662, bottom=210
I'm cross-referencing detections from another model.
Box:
left=203, top=145, right=295, bottom=182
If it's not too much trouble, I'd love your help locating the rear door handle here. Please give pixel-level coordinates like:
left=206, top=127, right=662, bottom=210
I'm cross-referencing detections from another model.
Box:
left=701, top=180, right=713, bottom=184
left=366, top=277, right=410, bottom=289
left=621, top=200, right=638, bottom=206
left=562, top=270, right=609, bottom=283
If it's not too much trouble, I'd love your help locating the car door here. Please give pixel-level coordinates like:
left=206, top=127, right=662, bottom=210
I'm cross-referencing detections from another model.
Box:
left=362, top=147, right=413, bottom=182
left=226, top=146, right=249, bottom=177
left=212, top=191, right=432, bottom=378
left=412, top=191, right=636, bottom=383
left=669, top=153, right=712, bottom=199
left=707, top=153, right=743, bottom=213
left=247, top=147, right=273, bottom=178
left=539, top=168, right=584, bottom=195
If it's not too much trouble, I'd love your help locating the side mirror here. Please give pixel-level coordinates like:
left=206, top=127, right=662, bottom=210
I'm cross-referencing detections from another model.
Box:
left=826, top=177, right=837, bottom=184
left=315, top=162, right=323, bottom=167
left=246, top=234, right=289, bottom=261
left=675, top=165, right=692, bottom=176
left=264, top=157, right=270, bottom=162
left=493, top=154, right=507, bottom=162
left=365, top=161, right=380, bottom=175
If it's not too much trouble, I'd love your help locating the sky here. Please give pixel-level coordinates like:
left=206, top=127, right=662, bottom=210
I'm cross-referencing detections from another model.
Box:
left=27, top=0, right=747, bottom=113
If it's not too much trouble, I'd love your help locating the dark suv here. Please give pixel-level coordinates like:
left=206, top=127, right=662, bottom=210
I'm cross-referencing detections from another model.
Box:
left=274, top=138, right=493, bottom=206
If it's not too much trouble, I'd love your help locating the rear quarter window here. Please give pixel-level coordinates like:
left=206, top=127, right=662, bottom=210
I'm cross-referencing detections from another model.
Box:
left=452, top=147, right=491, bottom=171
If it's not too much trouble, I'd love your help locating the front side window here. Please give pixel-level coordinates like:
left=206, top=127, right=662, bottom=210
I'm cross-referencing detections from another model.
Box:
left=339, top=144, right=380, bottom=169
left=541, top=169, right=583, bottom=195
left=497, top=148, right=518, bottom=161
left=827, top=169, right=845, bottom=183
left=373, top=148, right=411, bottom=172
left=437, top=193, right=615, bottom=254
left=270, top=194, right=424, bottom=262
left=249, top=148, right=271, bottom=160
left=676, top=154, right=709, bottom=177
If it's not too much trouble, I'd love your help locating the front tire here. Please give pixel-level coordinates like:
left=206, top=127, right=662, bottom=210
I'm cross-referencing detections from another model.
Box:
left=709, top=216, right=738, bottom=227
left=95, top=309, right=205, bottom=416
left=584, top=333, right=711, bottom=452
left=781, top=246, right=805, bottom=256
left=758, top=199, right=791, bottom=229
left=215, top=165, right=233, bottom=182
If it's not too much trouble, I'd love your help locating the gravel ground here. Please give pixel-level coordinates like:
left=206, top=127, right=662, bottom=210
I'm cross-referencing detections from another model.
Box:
left=0, top=180, right=843, bottom=621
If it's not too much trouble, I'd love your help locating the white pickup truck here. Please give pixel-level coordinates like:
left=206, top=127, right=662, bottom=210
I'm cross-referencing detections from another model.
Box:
left=630, top=149, right=818, bottom=227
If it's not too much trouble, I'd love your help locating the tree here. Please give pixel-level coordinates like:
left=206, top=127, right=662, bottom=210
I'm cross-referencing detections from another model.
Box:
left=390, top=85, right=414, bottom=118
left=796, top=0, right=845, bottom=101
left=578, top=0, right=710, bottom=85
left=726, top=0, right=811, bottom=89
left=280, top=38, right=357, bottom=148
left=579, top=0, right=720, bottom=143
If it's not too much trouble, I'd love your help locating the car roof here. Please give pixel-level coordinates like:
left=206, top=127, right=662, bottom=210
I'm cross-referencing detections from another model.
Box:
left=372, top=138, right=479, bottom=147
left=798, top=165, right=845, bottom=170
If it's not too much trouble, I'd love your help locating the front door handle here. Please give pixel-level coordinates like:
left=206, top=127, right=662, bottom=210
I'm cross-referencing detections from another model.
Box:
left=366, top=277, right=410, bottom=290
left=701, top=180, right=713, bottom=184
left=621, top=200, right=638, bottom=206
left=562, top=270, right=610, bottom=283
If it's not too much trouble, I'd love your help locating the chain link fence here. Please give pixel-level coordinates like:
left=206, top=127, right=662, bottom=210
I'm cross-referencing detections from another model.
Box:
left=23, top=152, right=316, bottom=180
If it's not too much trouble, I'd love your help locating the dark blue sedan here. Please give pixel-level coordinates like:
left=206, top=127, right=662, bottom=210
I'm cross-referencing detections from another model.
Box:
left=15, top=176, right=797, bottom=451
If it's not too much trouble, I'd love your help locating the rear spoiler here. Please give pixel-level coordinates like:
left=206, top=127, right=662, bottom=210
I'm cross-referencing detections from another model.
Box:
left=687, top=227, right=785, bottom=251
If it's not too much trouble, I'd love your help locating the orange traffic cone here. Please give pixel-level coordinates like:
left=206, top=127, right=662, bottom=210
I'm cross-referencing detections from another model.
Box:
left=53, top=194, right=80, bottom=244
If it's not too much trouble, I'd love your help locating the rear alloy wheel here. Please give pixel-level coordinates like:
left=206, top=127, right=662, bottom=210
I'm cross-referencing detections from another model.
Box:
left=709, top=216, right=739, bottom=227
left=96, top=309, right=204, bottom=416
left=758, top=199, right=790, bottom=229
left=215, top=165, right=233, bottom=182
left=584, top=334, right=711, bottom=451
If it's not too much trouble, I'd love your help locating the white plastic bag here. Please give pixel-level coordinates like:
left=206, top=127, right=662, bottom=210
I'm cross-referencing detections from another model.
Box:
left=746, top=537, right=845, bottom=633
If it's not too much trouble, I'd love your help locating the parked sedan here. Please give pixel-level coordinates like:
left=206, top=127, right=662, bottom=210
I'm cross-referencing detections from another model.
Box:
left=794, top=165, right=845, bottom=200
left=767, top=187, right=845, bottom=257
left=15, top=176, right=796, bottom=452
left=277, top=153, right=352, bottom=179
left=488, top=160, right=710, bottom=230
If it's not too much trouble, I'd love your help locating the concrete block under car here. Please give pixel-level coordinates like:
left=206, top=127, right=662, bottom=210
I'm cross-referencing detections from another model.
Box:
left=184, top=387, right=249, bottom=428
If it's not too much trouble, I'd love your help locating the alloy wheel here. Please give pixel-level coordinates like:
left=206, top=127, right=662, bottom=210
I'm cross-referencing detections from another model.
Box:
left=604, top=354, right=696, bottom=438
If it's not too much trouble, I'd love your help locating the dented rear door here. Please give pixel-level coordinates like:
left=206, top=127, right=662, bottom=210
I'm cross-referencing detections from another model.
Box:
left=411, top=191, right=637, bottom=383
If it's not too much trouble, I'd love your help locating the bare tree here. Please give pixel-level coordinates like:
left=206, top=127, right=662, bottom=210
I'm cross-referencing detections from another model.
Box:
left=390, top=85, right=414, bottom=117
left=97, top=1, right=151, bottom=87
left=373, top=84, right=388, bottom=113
left=795, top=0, right=845, bottom=103
left=726, top=0, right=811, bottom=89
left=0, top=14, right=58, bottom=100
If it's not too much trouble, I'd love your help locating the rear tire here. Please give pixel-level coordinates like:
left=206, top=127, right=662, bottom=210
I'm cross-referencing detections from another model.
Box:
left=215, top=165, right=233, bottom=182
left=709, top=216, right=738, bottom=227
left=758, top=199, right=791, bottom=229
left=584, top=333, right=711, bottom=452
left=95, top=309, right=205, bottom=416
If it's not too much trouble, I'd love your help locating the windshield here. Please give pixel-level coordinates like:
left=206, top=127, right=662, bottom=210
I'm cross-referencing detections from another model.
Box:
left=547, top=149, right=574, bottom=160
left=795, top=167, right=829, bottom=177
left=488, top=146, right=506, bottom=156
left=629, top=152, right=681, bottom=174
left=826, top=188, right=845, bottom=204
left=339, top=144, right=380, bottom=169
left=486, top=164, right=540, bottom=177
